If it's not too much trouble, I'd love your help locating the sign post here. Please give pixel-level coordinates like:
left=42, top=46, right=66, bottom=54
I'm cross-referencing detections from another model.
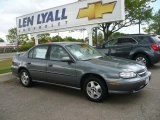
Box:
left=16, top=0, right=125, bottom=45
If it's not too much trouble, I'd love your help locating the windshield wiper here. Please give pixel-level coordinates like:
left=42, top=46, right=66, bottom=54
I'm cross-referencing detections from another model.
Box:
left=94, top=56, right=103, bottom=59
left=81, top=58, right=92, bottom=61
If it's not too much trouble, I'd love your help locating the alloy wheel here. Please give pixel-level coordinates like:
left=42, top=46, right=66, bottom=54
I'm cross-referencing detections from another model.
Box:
left=21, top=71, right=29, bottom=86
left=86, top=81, right=102, bottom=99
left=136, top=57, right=147, bottom=65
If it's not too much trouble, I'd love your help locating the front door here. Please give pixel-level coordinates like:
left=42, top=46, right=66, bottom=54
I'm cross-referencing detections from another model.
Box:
left=109, top=38, right=137, bottom=58
left=46, top=45, right=77, bottom=87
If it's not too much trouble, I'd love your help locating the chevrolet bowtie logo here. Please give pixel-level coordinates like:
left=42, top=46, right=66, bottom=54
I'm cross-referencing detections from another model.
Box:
left=77, top=1, right=117, bottom=20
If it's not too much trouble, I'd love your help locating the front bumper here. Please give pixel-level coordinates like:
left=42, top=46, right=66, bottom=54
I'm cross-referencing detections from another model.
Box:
left=107, top=71, right=151, bottom=94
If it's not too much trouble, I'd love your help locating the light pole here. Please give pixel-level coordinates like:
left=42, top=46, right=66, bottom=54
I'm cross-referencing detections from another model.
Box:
left=138, top=0, right=141, bottom=34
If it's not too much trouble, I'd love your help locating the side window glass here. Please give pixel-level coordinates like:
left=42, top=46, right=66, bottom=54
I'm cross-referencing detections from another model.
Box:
left=32, top=46, right=48, bottom=59
left=50, top=46, right=69, bottom=61
left=135, top=36, right=151, bottom=44
left=28, top=49, right=34, bottom=58
left=117, top=38, right=136, bottom=45
left=107, top=39, right=118, bottom=46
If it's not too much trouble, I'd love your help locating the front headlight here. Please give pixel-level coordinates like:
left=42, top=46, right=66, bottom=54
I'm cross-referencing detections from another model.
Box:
left=119, top=72, right=137, bottom=79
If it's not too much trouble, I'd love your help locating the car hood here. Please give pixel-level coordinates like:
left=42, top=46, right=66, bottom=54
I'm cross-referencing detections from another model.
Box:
left=86, top=56, right=146, bottom=72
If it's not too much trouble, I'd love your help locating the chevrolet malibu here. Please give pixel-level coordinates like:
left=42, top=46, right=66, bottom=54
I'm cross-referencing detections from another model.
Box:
left=11, top=42, right=151, bottom=102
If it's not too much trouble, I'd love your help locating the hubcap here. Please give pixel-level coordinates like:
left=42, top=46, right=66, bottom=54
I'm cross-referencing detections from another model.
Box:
left=136, top=57, right=146, bottom=65
left=21, top=72, right=29, bottom=85
left=86, top=81, right=102, bottom=99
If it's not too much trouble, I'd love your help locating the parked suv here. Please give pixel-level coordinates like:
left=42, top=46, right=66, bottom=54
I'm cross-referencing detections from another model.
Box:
left=100, top=34, right=160, bottom=66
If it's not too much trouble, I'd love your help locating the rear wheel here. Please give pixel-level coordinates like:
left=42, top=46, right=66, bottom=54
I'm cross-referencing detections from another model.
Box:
left=134, top=54, right=150, bottom=67
left=83, top=77, right=108, bottom=102
left=19, top=70, right=32, bottom=87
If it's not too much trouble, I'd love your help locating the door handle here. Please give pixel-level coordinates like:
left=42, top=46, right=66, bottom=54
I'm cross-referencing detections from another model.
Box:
left=27, top=62, right=31, bottom=65
left=48, top=64, right=53, bottom=67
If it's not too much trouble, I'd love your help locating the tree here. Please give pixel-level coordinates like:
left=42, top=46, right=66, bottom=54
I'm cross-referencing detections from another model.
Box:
left=109, top=32, right=125, bottom=39
left=0, top=38, right=4, bottom=42
left=92, top=31, right=104, bottom=46
left=6, top=28, right=29, bottom=43
left=99, top=0, right=155, bottom=41
left=63, top=36, right=83, bottom=42
left=38, top=33, right=51, bottom=44
left=51, top=35, right=63, bottom=42
left=144, top=9, right=160, bottom=35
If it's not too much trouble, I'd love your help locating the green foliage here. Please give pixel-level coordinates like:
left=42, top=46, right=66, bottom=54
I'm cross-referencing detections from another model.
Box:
left=63, top=37, right=83, bottom=42
left=0, top=58, right=12, bottom=74
left=144, top=9, right=160, bottom=35
left=92, top=31, right=104, bottom=45
left=109, top=32, right=125, bottom=39
left=64, top=36, right=75, bottom=42
left=125, top=0, right=153, bottom=23
left=0, top=38, right=4, bottom=42
left=51, top=35, right=83, bottom=42
left=19, top=41, right=34, bottom=51
left=6, top=28, right=29, bottom=43
left=6, top=27, right=85, bottom=51
left=99, top=0, right=155, bottom=41
left=51, top=35, right=63, bottom=42
left=38, top=33, right=51, bottom=44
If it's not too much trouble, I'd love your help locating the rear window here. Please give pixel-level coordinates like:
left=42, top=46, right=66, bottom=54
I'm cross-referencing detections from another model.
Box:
left=151, top=36, right=160, bottom=43
left=133, top=36, right=152, bottom=44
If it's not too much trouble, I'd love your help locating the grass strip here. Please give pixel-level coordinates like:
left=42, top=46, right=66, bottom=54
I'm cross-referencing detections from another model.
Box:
left=0, top=58, right=12, bottom=74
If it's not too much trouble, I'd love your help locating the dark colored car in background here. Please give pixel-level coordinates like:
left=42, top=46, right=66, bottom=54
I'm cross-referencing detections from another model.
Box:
left=99, top=34, right=160, bottom=66
left=12, top=42, right=151, bottom=102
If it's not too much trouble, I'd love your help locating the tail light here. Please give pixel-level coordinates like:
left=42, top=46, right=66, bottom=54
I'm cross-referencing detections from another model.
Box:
left=151, top=43, right=160, bottom=51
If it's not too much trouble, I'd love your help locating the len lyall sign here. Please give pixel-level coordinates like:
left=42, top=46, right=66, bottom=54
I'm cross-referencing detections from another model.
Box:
left=16, top=0, right=125, bottom=35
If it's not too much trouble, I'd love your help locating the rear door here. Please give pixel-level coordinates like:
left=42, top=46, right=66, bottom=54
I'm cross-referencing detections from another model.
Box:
left=46, top=45, right=77, bottom=87
left=27, top=45, right=48, bottom=81
left=110, top=38, right=137, bottom=58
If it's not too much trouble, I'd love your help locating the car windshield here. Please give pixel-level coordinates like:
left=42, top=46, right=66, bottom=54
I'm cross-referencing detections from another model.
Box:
left=66, top=44, right=104, bottom=60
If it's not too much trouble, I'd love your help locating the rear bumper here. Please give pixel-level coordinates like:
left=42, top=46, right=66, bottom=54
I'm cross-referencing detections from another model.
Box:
left=11, top=65, right=19, bottom=77
left=107, top=72, right=151, bottom=94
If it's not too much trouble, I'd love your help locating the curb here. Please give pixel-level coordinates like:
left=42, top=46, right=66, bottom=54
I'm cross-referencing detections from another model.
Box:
left=0, top=72, right=12, bottom=76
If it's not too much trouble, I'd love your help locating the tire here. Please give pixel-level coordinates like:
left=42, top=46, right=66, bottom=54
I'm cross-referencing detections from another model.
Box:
left=19, top=69, right=32, bottom=87
left=83, top=77, right=108, bottom=102
left=134, top=54, right=150, bottom=67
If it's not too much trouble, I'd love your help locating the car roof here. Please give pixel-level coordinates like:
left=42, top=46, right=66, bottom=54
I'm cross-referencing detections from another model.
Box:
left=43, top=42, right=83, bottom=46
left=123, top=34, right=156, bottom=37
left=107, top=34, right=156, bottom=41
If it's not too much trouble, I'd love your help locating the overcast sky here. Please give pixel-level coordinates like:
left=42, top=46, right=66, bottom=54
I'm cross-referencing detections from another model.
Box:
left=0, top=0, right=160, bottom=41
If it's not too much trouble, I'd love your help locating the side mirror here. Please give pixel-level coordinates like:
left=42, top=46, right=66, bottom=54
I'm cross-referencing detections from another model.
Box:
left=61, top=57, right=72, bottom=62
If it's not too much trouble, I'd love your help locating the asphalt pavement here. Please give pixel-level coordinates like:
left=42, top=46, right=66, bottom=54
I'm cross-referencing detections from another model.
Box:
left=0, top=63, right=160, bottom=120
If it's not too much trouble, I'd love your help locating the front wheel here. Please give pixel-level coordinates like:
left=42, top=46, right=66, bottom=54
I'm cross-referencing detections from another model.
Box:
left=20, top=70, right=32, bottom=87
left=83, top=77, right=108, bottom=102
left=134, top=54, right=150, bottom=67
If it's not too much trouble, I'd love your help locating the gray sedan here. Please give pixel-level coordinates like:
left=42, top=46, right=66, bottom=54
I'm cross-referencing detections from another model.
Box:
left=11, top=42, right=151, bottom=102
